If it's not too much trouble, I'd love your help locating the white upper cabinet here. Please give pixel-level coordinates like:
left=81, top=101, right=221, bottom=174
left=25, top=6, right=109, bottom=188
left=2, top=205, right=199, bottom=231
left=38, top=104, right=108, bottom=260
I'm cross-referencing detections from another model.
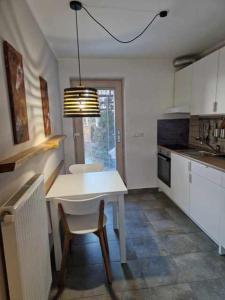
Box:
left=191, top=51, right=219, bottom=115
left=174, top=64, right=193, bottom=109
left=216, top=46, right=225, bottom=113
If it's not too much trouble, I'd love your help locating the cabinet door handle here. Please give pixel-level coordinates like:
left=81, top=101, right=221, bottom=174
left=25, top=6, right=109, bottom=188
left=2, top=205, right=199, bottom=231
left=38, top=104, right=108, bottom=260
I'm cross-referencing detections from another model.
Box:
left=213, top=101, right=218, bottom=113
left=188, top=161, right=191, bottom=172
left=189, top=174, right=192, bottom=183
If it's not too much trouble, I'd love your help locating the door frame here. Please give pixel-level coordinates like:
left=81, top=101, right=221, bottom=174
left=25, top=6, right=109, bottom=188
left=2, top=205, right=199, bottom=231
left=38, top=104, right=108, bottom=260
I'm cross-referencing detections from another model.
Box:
left=70, top=78, right=126, bottom=181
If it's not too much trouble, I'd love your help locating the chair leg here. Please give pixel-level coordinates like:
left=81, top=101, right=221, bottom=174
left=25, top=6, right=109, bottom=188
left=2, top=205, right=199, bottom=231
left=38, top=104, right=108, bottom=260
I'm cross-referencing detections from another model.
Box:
left=103, top=227, right=109, bottom=254
left=99, top=230, right=112, bottom=284
left=59, top=235, right=71, bottom=287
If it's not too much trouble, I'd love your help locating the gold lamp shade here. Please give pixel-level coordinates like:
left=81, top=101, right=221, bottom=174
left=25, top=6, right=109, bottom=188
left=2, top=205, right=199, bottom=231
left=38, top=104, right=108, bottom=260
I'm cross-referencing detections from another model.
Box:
left=64, top=86, right=100, bottom=117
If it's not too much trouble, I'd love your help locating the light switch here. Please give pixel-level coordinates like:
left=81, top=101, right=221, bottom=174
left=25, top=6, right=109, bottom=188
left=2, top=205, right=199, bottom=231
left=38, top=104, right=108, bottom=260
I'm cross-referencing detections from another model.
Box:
left=133, top=132, right=144, bottom=138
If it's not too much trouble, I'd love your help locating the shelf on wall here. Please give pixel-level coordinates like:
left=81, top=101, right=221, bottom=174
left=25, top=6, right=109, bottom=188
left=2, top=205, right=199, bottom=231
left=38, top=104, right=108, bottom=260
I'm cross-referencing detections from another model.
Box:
left=0, top=135, right=66, bottom=173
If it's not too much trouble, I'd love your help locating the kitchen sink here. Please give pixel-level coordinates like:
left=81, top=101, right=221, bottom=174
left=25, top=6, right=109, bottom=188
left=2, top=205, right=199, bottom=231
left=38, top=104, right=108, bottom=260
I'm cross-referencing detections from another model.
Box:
left=182, top=149, right=225, bottom=158
left=197, top=151, right=217, bottom=156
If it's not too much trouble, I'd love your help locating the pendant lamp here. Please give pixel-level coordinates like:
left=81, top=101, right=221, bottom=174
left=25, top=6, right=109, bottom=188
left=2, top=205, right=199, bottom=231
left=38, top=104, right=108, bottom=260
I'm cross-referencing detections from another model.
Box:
left=64, top=1, right=100, bottom=117
left=64, top=1, right=168, bottom=118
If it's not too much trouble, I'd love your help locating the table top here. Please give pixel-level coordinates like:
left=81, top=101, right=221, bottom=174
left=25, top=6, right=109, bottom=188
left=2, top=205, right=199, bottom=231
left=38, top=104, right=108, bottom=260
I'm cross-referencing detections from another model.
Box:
left=46, top=170, right=128, bottom=200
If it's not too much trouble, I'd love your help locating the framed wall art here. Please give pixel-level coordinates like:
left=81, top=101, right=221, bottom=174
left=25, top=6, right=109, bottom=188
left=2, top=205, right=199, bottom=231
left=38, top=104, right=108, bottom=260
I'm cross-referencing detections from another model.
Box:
left=39, top=76, right=51, bottom=136
left=3, top=41, right=29, bottom=144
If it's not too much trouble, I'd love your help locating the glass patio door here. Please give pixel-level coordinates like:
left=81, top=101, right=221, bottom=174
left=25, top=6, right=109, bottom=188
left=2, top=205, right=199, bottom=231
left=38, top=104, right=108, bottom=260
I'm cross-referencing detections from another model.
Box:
left=72, top=80, right=124, bottom=179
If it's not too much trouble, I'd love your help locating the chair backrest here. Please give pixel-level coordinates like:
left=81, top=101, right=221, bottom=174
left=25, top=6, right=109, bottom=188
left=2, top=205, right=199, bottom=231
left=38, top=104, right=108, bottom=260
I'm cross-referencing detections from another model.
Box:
left=54, top=194, right=106, bottom=216
left=69, top=163, right=103, bottom=174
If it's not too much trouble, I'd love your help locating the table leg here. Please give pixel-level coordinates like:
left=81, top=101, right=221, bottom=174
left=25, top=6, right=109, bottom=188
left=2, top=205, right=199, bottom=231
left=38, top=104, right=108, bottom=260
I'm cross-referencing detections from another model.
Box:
left=112, top=201, right=118, bottom=230
left=118, top=194, right=127, bottom=263
left=50, top=201, right=62, bottom=271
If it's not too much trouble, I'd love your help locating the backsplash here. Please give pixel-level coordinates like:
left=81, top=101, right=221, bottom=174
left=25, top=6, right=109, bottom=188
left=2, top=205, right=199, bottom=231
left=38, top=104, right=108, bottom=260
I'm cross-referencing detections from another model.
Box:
left=157, top=119, right=189, bottom=146
left=189, top=116, right=225, bottom=152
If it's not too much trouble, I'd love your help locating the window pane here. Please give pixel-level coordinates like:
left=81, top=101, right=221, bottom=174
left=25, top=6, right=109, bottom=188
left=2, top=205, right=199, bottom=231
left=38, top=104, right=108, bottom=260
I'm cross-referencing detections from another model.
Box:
left=83, top=89, right=116, bottom=170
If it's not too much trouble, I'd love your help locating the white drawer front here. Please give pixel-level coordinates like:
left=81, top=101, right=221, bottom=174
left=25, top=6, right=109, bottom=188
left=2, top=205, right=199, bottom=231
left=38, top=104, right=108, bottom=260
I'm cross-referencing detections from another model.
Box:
left=191, top=161, right=222, bottom=186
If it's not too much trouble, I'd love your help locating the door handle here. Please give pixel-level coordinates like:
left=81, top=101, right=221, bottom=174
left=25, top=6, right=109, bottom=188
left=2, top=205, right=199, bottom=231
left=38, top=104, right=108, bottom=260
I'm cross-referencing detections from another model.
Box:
left=73, top=132, right=80, bottom=139
left=116, top=129, right=121, bottom=143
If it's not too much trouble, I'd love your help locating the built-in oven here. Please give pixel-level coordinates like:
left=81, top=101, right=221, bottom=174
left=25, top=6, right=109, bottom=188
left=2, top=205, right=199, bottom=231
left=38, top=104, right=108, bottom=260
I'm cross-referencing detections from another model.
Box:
left=157, top=146, right=171, bottom=187
left=157, top=118, right=190, bottom=187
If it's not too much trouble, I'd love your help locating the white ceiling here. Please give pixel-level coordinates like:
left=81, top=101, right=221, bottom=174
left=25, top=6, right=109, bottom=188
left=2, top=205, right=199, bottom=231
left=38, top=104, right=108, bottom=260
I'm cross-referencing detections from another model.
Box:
left=26, top=0, right=225, bottom=59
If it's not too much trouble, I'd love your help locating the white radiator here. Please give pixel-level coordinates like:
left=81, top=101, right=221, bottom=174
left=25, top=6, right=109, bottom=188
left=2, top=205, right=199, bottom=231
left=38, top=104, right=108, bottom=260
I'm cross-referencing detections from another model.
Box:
left=0, top=175, right=52, bottom=300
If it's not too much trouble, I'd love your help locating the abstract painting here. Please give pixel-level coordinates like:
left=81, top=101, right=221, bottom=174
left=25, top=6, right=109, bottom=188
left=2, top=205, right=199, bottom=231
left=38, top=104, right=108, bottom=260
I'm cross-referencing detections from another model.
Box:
left=3, top=41, right=29, bottom=144
left=39, top=76, right=51, bottom=136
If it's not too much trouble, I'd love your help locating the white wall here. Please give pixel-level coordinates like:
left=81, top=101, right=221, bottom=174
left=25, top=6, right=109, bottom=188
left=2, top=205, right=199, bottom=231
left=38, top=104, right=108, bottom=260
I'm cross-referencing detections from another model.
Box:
left=0, top=0, right=63, bottom=298
left=58, top=58, right=174, bottom=189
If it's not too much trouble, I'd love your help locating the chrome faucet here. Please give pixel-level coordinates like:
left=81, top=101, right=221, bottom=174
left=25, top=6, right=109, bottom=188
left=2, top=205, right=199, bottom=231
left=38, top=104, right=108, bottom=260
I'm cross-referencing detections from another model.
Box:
left=194, top=137, right=221, bottom=153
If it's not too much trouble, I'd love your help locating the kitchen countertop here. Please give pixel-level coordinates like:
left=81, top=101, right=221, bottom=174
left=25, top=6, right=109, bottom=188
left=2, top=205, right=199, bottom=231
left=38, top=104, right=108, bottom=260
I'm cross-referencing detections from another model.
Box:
left=161, top=145, right=225, bottom=173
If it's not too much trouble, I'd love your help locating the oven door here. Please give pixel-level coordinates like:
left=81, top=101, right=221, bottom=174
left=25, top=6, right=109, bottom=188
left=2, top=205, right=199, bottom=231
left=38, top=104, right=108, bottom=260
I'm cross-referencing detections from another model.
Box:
left=158, top=153, right=171, bottom=187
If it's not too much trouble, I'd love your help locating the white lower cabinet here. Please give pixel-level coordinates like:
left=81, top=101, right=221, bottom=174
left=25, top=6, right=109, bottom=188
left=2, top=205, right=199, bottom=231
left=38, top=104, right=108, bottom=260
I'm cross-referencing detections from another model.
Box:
left=219, top=197, right=225, bottom=252
left=171, top=153, right=190, bottom=215
left=219, top=172, right=225, bottom=251
left=190, top=172, right=224, bottom=243
left=170, top=154, right=225, bottom=253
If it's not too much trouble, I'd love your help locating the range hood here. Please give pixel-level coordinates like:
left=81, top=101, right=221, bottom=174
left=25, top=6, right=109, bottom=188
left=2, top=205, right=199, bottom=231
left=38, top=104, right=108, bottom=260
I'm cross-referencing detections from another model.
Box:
left=165, top=105, right=190, bottom=114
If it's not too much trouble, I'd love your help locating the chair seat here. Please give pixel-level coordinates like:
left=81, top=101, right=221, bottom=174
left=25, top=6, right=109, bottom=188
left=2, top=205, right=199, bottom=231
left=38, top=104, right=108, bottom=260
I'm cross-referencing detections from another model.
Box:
left=66, top=213, right=107, bottom=234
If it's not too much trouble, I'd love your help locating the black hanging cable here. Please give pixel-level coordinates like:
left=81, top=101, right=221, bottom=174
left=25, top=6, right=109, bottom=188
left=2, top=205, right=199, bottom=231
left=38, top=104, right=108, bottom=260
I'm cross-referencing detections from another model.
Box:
left=82, top=5, right=167, bottom=44
left=75, top=9, right=82, bottom=85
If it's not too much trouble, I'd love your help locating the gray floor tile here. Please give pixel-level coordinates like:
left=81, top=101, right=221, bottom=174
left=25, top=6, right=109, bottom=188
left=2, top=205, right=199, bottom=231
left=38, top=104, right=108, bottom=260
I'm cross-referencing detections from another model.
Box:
left=173, top=252, right=225, bottom=283
left=144, top=208, right=171, bottom=222
left=130, top=237, right=167, bottom=258
left=150, top=283, right=194, bottom=300
left=125, top=210, right=149, bottom=224
left=140, top=256, right=178, bottom=288
left=165, top=207, right=189, bottom=223
left=165, top=208, right=202, bottom=233
left=121, top=288, right=151, bottom=300
left=158, top=233, right=201, bottom=255
left=150, top=219, right=199, bottom=235
left=190, top=278, right=225, bottom=300
left=187, top=232, right=217, bottom=253
left=137, top=192, right=158, bottom=201
left=150, top=219, right=184, bottom=235
left=58, top=289, right=121, bottom=300
left=125, top=222, right=157, bottom=239
left=65, top=264, right=109, bottom=298
left=124, top=203, right=141, bottom=213
left=138, top=198, right=174, bottom=210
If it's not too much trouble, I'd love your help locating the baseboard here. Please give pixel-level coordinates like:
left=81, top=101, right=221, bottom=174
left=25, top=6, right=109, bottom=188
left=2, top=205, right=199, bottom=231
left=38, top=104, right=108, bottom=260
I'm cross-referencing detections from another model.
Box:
left=128, top=187, right=158, bottom=194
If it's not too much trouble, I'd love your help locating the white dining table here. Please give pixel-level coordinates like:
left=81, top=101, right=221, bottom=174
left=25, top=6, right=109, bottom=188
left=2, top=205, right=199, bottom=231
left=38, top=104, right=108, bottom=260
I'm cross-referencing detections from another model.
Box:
left=46, top=170, right=128, bottom=270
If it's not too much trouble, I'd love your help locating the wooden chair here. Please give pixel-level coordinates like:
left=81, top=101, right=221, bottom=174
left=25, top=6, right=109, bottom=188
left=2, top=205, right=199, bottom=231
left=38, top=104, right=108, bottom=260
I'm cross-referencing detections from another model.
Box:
left=55, top=195, right=112, bottom=286
left=68, top=163, right=103, bottom=174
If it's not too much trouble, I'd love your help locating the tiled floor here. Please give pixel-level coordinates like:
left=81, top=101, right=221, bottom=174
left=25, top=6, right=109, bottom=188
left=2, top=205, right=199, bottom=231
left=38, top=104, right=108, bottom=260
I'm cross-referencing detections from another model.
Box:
left=50, top=190, right=225, bottom=300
